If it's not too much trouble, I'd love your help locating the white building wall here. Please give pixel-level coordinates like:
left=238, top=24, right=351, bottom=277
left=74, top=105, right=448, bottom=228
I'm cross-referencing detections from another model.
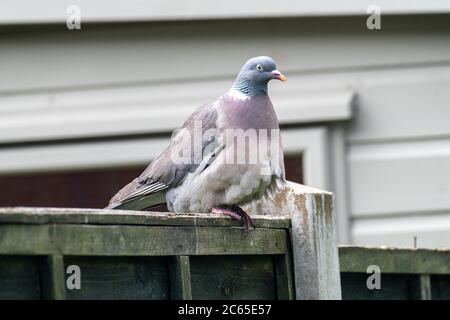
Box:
left=348, top=66, right=450, bottom=248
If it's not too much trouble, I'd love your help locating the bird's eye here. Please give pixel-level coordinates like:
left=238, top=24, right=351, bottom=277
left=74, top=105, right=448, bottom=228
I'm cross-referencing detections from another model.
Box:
left=256, top=64, right=263, bottom=71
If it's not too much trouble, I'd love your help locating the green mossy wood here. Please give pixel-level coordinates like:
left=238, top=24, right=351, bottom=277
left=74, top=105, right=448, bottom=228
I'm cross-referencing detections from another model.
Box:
left=0, top=207, right=293, bottom=300
left=0, top=205, right=449, bottom=299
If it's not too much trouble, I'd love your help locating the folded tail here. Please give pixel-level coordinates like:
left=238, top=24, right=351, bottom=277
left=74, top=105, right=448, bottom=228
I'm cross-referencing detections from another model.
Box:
left=106, top=178, right=168, bottom=211
left=106, top=190, right=167, bottom=211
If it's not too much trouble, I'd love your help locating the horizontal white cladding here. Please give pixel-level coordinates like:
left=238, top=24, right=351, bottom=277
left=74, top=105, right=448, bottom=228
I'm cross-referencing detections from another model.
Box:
left=347, top=66, right=450, bottom=143
left=349, top=138, right=450, bottom=217
left=0, top=77, right=353, bottom=143
left=1, top=0, right=449, bottom=25
left=352, top=213, right=450, bottom=249
left=4, top=61, right=449, bottom=146
left=2, top=19, right=450, bottom=93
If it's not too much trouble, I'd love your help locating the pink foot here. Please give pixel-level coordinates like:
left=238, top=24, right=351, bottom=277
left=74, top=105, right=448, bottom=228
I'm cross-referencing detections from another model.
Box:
left=212, top=205, right=255, bottom=236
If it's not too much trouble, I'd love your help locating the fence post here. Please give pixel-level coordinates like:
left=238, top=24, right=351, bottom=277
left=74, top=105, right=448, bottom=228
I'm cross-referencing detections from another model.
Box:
left=243, top=181, right=342, bottom=299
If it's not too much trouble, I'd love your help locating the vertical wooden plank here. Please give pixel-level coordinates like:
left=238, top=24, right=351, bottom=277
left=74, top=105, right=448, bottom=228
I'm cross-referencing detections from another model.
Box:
left=190, top=255, right=276, bottom=300
left=169, top=256, right=192, bottom=300
left=418, top=274, right=432, bottom=300
left=411, top=274, right=432, bottom=300
left=342, top=272, right=414, bottom=300
left=40, top=255, right=66, bottom=300
left=430, top=275, right=450, bottom=300
left=0, top=256, right=42, bottom=299
left=274, top=252, right=295, bottom=300
left=63, top=256, right=170, bottom=300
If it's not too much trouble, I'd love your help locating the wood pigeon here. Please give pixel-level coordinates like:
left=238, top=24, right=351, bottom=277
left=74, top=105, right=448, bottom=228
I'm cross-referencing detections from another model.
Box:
left=107, top=56, right=287, bottom=232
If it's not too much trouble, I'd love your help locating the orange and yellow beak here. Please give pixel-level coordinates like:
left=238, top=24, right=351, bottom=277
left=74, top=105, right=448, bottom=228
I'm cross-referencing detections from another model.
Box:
left=271, top=70, right=287, bottom=82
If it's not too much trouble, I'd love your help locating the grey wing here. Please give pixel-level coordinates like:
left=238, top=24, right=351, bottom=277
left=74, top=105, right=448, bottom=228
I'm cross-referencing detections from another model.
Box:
left=108, top=101, right=222, bottom=206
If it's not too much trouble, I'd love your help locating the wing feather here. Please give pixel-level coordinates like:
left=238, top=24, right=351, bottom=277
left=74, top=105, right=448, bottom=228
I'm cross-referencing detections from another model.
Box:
left=107, top=99, right=221, bottom=208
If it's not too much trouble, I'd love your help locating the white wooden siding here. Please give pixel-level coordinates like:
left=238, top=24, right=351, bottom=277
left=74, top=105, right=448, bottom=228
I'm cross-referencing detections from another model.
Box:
left=350, top=138, right=450, bottom=217
left=2, top=18, right=450, bottom=93
left=1, top=0, right=449, bottom=25
left=0, top=81, right=353, bottom=143
left=353, top=214, right=450, bottom=248
left=346, top=65, right=450, bottom=248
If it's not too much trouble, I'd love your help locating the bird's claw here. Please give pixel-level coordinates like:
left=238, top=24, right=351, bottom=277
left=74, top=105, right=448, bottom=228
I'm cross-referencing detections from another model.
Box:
left=212, top=205, right=255, bottom=237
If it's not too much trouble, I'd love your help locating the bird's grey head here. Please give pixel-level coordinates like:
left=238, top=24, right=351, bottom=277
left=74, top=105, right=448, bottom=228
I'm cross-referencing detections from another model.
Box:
left=231, top=56, right=287, bottom=97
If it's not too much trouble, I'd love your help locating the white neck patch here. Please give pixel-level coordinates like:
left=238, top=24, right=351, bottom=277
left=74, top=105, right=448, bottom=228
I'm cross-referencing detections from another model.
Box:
left=228, top=88, right=250, bottom=101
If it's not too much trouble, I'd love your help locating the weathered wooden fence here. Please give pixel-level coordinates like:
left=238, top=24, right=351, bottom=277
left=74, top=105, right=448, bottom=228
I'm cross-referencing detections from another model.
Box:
left=0, top=182, right=449, bottom=300
left=0, top=182, right=342, bottom=300
left=340, top=246, right=450, bottom=299
left=0, top=208, right=296, bottom=300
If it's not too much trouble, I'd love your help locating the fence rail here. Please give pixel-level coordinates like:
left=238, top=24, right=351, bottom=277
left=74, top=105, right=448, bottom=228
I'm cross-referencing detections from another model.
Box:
left=339, top=246, right=450, bottom=300
left=0, top=185, right=449, bottom=300
left=0, top=207, right=296, bottom=300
